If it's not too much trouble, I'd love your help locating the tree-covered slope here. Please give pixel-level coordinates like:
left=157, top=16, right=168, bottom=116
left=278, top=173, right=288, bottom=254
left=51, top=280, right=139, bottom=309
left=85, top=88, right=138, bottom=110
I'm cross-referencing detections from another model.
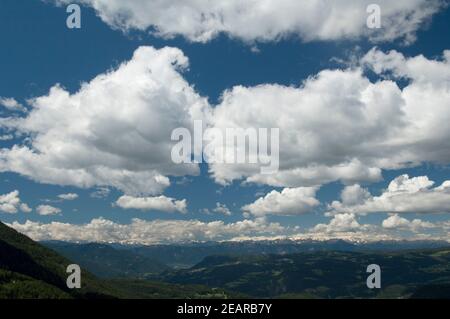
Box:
left=0, top=222, right=117, bottom=298
left=158, top=250, right=450, bottom=299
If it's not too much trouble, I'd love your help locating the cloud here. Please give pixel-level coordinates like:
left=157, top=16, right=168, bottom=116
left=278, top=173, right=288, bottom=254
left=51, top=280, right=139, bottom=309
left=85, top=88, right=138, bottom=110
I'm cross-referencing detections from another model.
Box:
left=8, top=214, right=449, bottom=244
left=361, top=49, right=450, bottom=166
left=213, top=202, right=232, bottom=216
left=0, top=46, right=210, bottom=195
left=209, top=49, right=450, bottom=187
left=57, top=193, right=79, bottom=201
left=362, top=48, right=450, bottom=83
left=19, top=203, right=32, bottom=213
left=305, top=213, right=440, bottom=241
left=312, top=213, right=363, bottom=233
left=2, top=48, right=450, bottom=196
left=382, top=214, right=435, bottom=231
left=0, top=134, right=14, bottom=141
left=340, top=184, right=371, bottom=206
left=53, top=0, right=444, bottom=44
left=242, top=187, right=319, bottom=217
left=115, top=195, right=187, bottom=214
left=90, top=187, right=110, bottom=199
left=0, top=97, right=26, bottom=112
left=10, top=215, right=445, bottom=244
left=0, top=190, right=31, bottom=214
left=8, top=217, right=286, bottom=244
left=36, top=205, right=61, bottom=216
left=330, top=175, right=450, bottom=215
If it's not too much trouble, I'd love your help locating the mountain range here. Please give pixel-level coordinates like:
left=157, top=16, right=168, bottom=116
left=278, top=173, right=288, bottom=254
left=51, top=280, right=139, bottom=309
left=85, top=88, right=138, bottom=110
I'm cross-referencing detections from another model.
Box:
left=45, top=238, right=450, bottom=269
left=0, top=222, right=242, bottom=299
left=2, top=221, right=450, bottom=298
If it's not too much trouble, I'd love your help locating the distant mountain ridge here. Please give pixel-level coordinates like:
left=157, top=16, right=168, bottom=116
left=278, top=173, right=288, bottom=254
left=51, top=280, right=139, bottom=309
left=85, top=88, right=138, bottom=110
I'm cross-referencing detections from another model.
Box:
left=42, top=239, right=450, bottom=270
left=44, top=242, right=169, bottom=278
left=125, top=239, right=450, bottom=268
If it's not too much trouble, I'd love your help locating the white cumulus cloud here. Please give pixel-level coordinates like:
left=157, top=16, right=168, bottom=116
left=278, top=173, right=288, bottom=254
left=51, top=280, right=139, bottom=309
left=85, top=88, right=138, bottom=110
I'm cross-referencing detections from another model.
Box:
left=2, top=47, right=450, bottom=199
left=312, top=213, right=363, bottom=233
left=330, top=175, right=450, bottom=215
left=0, top=97, right=26, bottom=112
left=53, top=0, right=444, bottom=44
left=209, top=49, right=450, bottom=188
left=0, top=46, right=210, bottom=195
left=8, top=217, right=286, bottom=244
left=0, top=190, right=31, bottom=214
left=0, top=134, right=14, bottom=141
left=242, top=187, right=319, bottom=217
left=382, top=214, right=436, bottom=231
left=36, top=204, right=61, bottom=216
left=115, top=195, right=187, bottom=214
left=57, top=193, right=79, bottom=201
left=213, top=202, right=232, bottom=216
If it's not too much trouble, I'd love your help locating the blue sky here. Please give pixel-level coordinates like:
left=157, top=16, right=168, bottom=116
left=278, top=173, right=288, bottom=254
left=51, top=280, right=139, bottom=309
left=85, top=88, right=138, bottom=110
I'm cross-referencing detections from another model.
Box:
left=0, top=0, right=450, bottom=244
